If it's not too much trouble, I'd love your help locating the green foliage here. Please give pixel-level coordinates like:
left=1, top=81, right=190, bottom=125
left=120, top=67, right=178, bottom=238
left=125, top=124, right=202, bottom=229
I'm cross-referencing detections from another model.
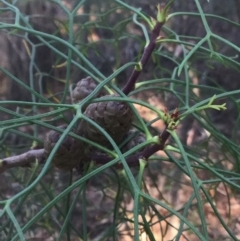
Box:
left=0, top=0, right=240, bottom=240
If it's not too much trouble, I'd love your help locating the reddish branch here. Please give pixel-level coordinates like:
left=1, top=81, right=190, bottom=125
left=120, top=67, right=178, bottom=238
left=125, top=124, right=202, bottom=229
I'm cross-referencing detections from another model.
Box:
left=0, top=129, right=170, bottom=173
left=0, top=109, right=177, bottom=173
left=89, top=128, right=170, bottom=167
left=122, top=21, right=164, bottom=95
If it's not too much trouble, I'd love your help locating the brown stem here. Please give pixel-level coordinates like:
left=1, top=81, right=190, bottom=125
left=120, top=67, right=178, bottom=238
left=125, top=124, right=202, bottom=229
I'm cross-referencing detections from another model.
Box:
left=0, top=128, right=170, bottom=174
left=89, top=127, right=170, bottom=168
left=0, top=149, right=46, bottom=174
left=122, top=21, right=164, bottom=95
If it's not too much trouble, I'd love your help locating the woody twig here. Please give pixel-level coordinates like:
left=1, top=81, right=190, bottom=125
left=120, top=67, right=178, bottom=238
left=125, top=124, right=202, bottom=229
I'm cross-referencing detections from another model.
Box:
left=0, top=108, right=179, bottom=173
left=122, top=4, right=168, bottom=95
left=0, top=149, right=46, bottom=174
left=0, top=129, right=169, bottom=173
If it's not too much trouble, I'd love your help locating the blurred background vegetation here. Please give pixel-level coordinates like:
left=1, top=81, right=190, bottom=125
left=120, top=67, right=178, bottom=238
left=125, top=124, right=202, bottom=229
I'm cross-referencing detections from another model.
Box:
left=0, top=0, right=240, bottom=240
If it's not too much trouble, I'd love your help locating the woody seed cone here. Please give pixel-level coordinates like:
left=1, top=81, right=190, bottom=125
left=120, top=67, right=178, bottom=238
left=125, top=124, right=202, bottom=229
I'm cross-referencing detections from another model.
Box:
left=72, top=76, right=107, bottom=107
left=44, top=125, right=86, bottom=170
left=79, top=95, right=133, bottom=146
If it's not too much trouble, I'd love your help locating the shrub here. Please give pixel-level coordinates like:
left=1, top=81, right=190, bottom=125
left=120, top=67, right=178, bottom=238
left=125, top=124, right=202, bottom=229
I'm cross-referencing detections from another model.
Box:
left=0, top=0, right=240, bottom=240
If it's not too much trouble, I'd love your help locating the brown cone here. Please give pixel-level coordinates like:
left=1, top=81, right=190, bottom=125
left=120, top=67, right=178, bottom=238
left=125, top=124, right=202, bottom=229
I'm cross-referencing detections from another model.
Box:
left=79, top=95, right=133, bottom=147
left=72, top=76, right=107, bottom=106
left=44, top=125, right=86, bottom=170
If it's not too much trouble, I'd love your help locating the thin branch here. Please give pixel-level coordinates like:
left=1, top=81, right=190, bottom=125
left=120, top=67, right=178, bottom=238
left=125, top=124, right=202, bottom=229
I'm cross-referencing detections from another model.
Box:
left=0, top=149, right=46, bottom=174
left=122, top=21, right=164, bottom=95
left=0, top=128, right=170, bottom=174
left=89, top=127, right=170, bottom=168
